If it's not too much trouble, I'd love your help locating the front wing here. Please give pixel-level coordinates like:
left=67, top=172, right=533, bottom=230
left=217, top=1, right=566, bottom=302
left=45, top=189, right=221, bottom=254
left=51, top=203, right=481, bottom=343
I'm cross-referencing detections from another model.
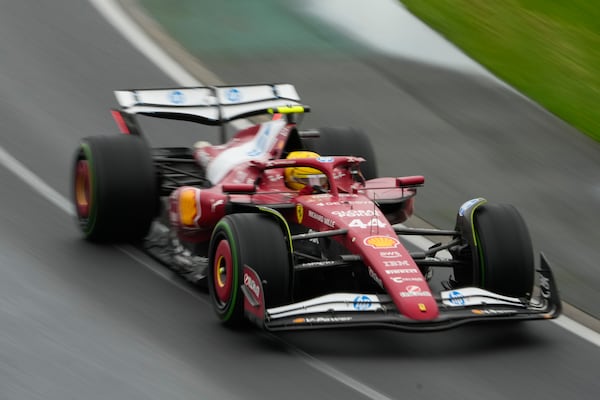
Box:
left=244, top=253, right=561, bottom=332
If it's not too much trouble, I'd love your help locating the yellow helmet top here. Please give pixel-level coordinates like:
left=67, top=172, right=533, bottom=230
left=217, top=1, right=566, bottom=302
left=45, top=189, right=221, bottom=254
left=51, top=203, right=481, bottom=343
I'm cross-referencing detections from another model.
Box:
left=284, top=151, right=328, bottom=191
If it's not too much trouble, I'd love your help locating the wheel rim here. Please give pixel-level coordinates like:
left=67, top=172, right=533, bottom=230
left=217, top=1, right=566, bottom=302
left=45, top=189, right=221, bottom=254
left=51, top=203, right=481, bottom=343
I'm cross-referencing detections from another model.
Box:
left=213, top=239, right=234, bottom=305
left=75, top=159, right=91, bottom=218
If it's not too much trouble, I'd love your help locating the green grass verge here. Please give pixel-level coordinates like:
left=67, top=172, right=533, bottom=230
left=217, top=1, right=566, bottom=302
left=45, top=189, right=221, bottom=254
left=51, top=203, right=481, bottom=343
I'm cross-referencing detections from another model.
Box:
left=401, top=0, right=600, bottom=142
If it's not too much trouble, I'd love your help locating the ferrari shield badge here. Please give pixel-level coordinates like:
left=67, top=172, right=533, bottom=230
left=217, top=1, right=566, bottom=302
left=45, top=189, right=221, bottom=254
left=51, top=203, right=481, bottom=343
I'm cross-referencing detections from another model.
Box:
left=296, top=204, right=304, bottom=223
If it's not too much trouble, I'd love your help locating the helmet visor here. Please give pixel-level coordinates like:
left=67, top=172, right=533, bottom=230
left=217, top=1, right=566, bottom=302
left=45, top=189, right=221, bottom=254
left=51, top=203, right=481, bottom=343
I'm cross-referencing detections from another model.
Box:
left=294, top=174, right=328, bottom=189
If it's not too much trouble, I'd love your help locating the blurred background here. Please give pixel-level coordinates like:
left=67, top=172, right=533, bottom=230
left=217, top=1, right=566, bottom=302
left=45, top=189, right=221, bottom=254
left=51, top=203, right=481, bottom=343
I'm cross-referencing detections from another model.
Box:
left=0, top=0, right=598, bottom=399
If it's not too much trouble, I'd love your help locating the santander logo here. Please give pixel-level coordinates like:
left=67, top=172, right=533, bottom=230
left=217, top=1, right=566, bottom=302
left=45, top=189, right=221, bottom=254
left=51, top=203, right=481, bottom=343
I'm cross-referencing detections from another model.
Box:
left=244, top=273, right=260, bottom=299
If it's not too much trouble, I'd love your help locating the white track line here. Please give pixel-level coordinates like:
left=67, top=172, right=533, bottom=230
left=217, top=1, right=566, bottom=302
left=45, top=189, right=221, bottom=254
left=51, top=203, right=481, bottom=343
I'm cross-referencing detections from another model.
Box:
left=0, top=146, right=74, bottom=216
left=553, top=316, right=600, bottom=347
left=88, top=0, right=198, bottom=86
left=3, top=0, right=591, bottom=381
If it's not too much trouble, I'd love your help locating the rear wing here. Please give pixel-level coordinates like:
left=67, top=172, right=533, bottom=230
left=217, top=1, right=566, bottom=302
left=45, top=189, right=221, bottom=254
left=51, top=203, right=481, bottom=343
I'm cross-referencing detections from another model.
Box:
left=114, top=83, right=308, bottom=125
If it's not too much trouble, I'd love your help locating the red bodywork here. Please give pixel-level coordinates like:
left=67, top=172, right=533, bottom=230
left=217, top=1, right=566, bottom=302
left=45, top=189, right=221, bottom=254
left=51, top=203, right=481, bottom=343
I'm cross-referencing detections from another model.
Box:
left=167, top=117, right=436, bottom=322
left=101, top=85, right=561, bottom=331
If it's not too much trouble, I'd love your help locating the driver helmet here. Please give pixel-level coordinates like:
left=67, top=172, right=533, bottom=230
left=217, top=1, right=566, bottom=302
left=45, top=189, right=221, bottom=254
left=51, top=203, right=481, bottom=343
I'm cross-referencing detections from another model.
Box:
left=284, top=151, right=328, bottom=190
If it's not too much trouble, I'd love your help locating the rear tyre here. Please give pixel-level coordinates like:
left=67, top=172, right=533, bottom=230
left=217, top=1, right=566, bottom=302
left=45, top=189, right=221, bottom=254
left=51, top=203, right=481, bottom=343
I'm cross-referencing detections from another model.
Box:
left=72, top=135, right=157, bottom=242
left=473, top=203, right=534, bottom=299
left=208, top=214, right=291, bottom=327
left=304, top=127, right=378, bottom=179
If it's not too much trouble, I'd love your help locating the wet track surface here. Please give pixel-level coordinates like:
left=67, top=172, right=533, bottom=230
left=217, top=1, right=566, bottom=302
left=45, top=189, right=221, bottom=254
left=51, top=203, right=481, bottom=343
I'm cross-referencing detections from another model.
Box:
left=135, top=0, right=600, bottom=317
left=0, top=1, right=599, bottom=399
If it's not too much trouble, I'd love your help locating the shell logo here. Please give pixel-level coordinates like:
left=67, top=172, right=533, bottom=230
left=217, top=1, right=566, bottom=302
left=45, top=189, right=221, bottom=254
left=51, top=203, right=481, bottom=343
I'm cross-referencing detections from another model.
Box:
left=364, top=236, right=399, bottom=249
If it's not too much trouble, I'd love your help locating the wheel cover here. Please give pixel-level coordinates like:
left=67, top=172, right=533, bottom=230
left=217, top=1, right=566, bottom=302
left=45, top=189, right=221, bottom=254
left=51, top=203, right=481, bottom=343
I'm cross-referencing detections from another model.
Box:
left=213, top=239, right=234, bottom=305
left=75, top=160, right=91, bottom=218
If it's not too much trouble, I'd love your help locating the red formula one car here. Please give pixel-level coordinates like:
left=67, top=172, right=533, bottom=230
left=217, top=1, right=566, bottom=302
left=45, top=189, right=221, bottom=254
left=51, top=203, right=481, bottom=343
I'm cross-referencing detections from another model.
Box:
left=72, top=83, right=561, bottom=331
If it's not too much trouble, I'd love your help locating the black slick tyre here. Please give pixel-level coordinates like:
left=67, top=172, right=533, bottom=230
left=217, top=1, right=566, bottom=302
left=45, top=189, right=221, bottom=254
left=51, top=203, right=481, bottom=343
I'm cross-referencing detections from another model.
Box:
left=473, top=203, right=535, bottom=299
left=72, top=135, right=157, bottom=242
left=208, top=213, right=291, bottom=327
left=304, top=127, right=378, bottom=179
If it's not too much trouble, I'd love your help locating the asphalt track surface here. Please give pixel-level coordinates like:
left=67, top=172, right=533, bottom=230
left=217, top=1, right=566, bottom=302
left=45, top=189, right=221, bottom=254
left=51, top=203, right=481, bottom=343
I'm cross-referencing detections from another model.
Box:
left=134, top=0, right=600, bottom=319
left=0, top=1, right=599, bottom=399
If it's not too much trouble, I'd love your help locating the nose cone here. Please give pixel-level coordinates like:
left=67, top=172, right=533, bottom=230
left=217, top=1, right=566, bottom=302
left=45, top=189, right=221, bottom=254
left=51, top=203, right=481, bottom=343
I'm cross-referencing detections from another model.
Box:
left=395, top=288, right=439, bottom=320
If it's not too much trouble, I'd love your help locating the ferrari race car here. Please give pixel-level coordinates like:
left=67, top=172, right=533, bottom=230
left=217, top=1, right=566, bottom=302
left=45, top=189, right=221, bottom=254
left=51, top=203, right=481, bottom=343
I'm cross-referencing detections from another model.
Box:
left=72, top=83, right=561, bottom=331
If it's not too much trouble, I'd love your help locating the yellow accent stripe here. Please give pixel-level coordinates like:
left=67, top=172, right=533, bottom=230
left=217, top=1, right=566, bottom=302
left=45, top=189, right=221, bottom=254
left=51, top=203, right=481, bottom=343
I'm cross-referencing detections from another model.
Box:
left=258, top=206, right=293, bottom=253
left=179, top=188, right=197, bottom=226
left=268, top=105, right=305, bottom=114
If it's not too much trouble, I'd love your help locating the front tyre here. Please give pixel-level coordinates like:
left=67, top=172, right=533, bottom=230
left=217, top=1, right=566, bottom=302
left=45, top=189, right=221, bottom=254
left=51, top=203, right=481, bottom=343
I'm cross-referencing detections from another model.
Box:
left=72, top=135, right=157, bottom=242
left=208, top=214, right=291, bottom=327
left=473, top=204, right=535, bottom=299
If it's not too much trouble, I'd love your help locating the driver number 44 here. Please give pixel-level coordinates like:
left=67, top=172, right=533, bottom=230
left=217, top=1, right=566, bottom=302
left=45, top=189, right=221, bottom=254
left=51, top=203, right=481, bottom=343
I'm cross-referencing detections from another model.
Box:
left=349, top=218, right=387, bottom=229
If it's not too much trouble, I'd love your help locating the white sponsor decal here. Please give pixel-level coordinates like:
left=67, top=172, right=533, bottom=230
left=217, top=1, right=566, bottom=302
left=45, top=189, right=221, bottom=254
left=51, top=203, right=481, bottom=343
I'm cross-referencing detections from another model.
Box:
left=269, top=293, right=388, bottom=319
left=303, top=316, right=353, bottom=324
left=539, top=276, right=551, bottom=299
left=332, top=209, right=380, bottom=218
left=400, top=291, right=432, bottom=298
left=383, top=260, right=411, bottom=267
left=299, top=260, right=337, bottom=268
left=244, top=273, right=260, bottom=299
left=316, top=200, right=372, bottom=206
left=405, top=285, right=421, bottom=293
left=348, top=218, right=387, bottom=229
left=399, top=285, right=430, bottom=297
left=385, top=268, right=419, bottom=274
left=390, top=276, right=423, bottom=283
left=211, top=199, right=224, bottom=213
left=267, top=174, right=284, bottom=182
left=317, top=156, right=334, bottom=163
left=308, top=210, right=335, bottom=228
left=441, top=288, right=522, bottom=307
left=380, top=251, right=402, bottom=258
